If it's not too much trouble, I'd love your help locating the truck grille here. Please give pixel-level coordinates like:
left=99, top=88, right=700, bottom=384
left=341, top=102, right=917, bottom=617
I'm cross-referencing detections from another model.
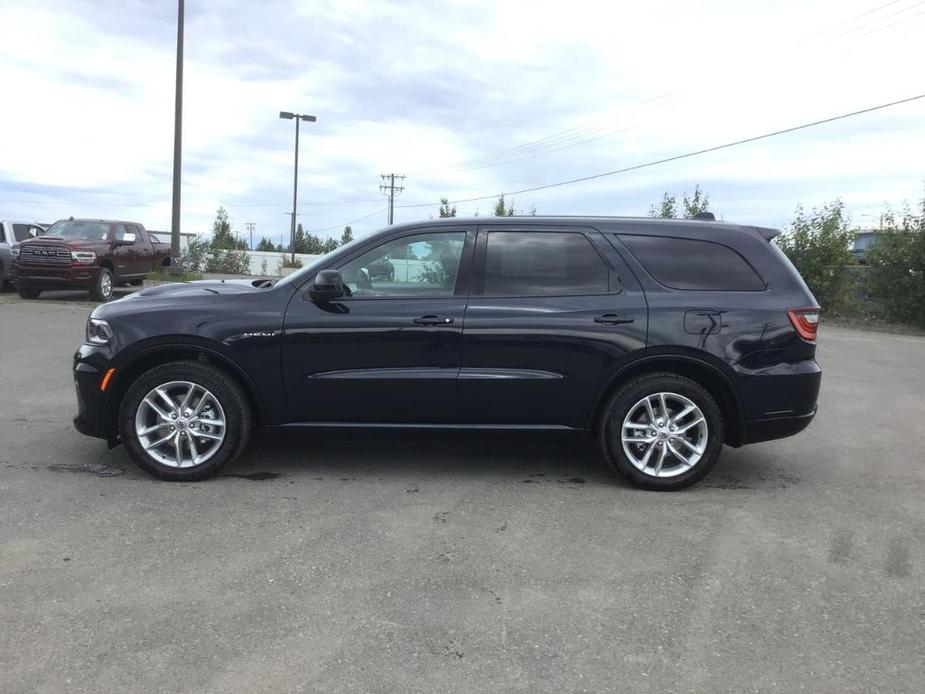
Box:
left=19, top=245, right=72, bottom=264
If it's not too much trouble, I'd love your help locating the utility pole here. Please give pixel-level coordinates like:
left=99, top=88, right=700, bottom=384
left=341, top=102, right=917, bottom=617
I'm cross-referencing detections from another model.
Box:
left=169, top=0, right=185, bottom=272
left=245, top=222, right=256, bottom=250
left=379, top=173, right=405, bottom=225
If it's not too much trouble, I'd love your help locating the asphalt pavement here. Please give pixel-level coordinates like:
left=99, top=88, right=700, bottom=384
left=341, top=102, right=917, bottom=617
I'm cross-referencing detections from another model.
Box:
left=0, top=294, right=922, bottom=693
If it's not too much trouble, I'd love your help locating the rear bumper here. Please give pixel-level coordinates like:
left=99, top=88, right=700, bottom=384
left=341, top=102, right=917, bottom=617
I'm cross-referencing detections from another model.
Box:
left=12, top=262, right=99, bottom=289
left=737, top=407, right=817, bottom=445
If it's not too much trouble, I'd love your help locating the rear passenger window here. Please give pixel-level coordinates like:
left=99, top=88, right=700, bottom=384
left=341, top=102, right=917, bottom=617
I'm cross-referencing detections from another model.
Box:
left=619, top=235, right=765, bottom=291
left=481, top=231, right=609, bottom=296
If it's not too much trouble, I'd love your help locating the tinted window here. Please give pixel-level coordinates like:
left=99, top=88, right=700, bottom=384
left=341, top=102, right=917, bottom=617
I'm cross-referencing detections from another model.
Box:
left=12, top=223, right=42, bottom=242
left=338, top=231, right=466, bottom=297
left=480, top=231, right=609, bottom=296
left=619, top=235, right=765, bottom=291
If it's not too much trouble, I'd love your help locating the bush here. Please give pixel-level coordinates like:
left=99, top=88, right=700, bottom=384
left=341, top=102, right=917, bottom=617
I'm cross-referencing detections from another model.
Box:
left=866, top=201, right=925, bottom=328
left=775, top=201, right=855, bottom=315
left=146, top=270, right=203, bottom=283
left=205, top=249, right=251, bottom=275
left=282, top=256, right=302, bottom=269
left=180, top=236, right=210, bottom=273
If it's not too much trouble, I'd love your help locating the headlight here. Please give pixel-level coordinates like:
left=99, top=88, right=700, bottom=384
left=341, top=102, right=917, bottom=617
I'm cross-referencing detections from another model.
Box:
left=86, top=318, right=113, bottom=345
left=11, top=244, right=20, bottom=257
left=72, top=251, right=96, bottom=264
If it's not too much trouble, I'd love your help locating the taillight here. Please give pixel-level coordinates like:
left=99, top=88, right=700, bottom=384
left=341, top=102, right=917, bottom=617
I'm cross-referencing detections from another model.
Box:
left=788, top=307, right=820, bottom=342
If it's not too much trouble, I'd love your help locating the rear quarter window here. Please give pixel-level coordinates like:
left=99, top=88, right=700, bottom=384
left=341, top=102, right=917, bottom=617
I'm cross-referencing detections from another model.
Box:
left=618, top=234, right=766, bottom=291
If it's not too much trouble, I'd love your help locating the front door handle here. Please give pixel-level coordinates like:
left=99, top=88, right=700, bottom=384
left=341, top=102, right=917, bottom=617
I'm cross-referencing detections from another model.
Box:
left=594, top=313, right=635, bottom=325
left=413, top=315, right=454, bottom=326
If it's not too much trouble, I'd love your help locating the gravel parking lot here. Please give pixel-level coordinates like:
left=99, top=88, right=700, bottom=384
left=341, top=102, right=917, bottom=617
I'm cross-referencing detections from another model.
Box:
left=1, top=294, right=923, bottom=693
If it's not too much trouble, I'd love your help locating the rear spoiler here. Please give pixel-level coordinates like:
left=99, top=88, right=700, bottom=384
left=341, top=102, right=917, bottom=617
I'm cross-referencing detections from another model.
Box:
left=753, top=226, right=781, bottom=241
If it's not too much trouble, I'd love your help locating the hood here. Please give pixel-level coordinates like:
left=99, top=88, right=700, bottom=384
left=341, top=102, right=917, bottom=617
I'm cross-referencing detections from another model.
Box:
left=133, top=279, right=270, bottom=298
left=22, top=236, right=107, bottom=251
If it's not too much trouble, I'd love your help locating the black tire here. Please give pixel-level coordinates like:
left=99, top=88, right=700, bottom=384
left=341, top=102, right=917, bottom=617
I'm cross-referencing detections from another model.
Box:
left=599, top=372, right=724, bottom=491
left=17, top=285, right=41, bottom=299
left=119, top=360, right=252, bottom=481
left=91, top=267, right=114, bottom=302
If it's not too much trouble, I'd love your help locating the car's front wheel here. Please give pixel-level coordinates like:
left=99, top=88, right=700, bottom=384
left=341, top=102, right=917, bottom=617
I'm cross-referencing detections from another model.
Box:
left=119, top=361, right=252, bottom=481
left=600, top=373, right=724, bottom=490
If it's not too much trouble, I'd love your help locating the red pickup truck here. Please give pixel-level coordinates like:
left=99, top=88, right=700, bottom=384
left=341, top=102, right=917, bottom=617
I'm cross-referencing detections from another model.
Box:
left=12, top=218, right=171, bottom=301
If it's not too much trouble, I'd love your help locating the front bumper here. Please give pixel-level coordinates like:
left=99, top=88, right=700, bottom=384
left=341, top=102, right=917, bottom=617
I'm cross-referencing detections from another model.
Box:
left=73, top=344, right=113, bottom=441
left=12, top=262, right=100, bottom=289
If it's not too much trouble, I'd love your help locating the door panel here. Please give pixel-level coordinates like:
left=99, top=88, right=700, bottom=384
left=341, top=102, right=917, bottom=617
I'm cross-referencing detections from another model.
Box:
left=110, top=224, right=132, bottom=278
left=282, top=297, right=466, bottom=423
left=129, top=225, right=152, bottom=275
left=458, top=227, right=647, bottom=428
left=280, top=228, right=474, bottom=424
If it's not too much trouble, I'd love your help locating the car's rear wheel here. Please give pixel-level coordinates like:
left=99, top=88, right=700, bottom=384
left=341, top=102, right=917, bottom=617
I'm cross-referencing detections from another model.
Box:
left=91, top=267, right=114, bottom=301
left=600, top=373, right=723, bottom=490
left=119, top=361, right=251, bottom=481
left=16, top=285, right=41, bottom=299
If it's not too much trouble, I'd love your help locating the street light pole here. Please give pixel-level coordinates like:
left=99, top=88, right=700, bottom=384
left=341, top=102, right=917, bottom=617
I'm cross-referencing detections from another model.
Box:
left=279, top=111, right=316, bottom=264
left=169, top=0, right=184, bottom=272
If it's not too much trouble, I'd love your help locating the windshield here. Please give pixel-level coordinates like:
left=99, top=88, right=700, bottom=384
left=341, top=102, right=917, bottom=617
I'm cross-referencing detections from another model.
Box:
left=46, top=220, right=110, bottom=240
left=274, top=236, right=365, bottom=288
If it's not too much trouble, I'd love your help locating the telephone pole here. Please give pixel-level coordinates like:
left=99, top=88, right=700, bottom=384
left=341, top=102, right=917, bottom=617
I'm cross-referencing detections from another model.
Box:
left=379, top=173, right=405, bottom=225
left=245, top=222, right=256, bottom=250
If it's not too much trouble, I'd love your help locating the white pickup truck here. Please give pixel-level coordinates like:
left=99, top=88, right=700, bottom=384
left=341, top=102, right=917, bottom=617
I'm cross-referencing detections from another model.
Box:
left=0, top=220, right=46, bottom=289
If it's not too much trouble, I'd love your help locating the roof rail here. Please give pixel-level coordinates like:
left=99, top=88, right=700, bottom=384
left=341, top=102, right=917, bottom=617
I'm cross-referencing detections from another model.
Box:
left=692, top=212, right=715, bottom=221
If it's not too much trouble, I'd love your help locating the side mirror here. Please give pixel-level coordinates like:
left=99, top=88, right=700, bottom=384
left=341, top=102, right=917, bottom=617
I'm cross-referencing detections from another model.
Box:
left=114, top=232, right=136, bottom=246
left=309, top=269, right=345, bottom=302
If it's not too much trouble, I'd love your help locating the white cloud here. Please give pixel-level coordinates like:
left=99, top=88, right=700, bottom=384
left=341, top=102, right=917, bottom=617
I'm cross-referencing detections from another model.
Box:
left=0, top=0, right=924, bottom=241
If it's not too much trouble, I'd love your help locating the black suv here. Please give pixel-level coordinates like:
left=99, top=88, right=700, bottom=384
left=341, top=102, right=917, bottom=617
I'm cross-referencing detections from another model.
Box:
left=74, top=216, right=821, bottom=490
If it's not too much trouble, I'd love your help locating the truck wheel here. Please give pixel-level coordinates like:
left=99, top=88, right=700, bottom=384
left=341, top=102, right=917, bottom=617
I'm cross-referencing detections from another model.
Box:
left=91, top=267, right=114, bottom=301
left=119, top=360, right=252, bottom=481
left=17, top=285, right=41, bottom=299
left=599, top=373, right=724, bottom=491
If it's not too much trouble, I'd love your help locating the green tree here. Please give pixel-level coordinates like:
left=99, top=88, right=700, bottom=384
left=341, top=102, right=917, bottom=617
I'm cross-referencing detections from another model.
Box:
left=649, top=192, right=677, bottom=219
left=255, top=237, right=276, bottom=252
left=439, top=197, right=457, bottom=218
left=321, top=237, right=339, bottom=254
left=775, top=200, right=855, bottom=315
left=866, top=195, right=925, bottom=327
left=209, top=207, right=246, bottom=250
left=648, top=185, right=711, bottom=219
left=340, top=225, right=354, bottom=245
left=493, top=194, right=515, bottom=216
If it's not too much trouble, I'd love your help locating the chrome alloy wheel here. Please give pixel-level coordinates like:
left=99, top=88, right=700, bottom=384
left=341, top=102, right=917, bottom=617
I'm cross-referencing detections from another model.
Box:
left=134, top=381, right=226, bottom=468
left=621, top=392, right=708, bottom=478
left=100, top=272, right=113, bottom=297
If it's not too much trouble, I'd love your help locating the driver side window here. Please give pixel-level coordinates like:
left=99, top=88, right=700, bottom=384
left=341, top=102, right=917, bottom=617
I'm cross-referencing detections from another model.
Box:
left=338, top=231, right=466, bottom=297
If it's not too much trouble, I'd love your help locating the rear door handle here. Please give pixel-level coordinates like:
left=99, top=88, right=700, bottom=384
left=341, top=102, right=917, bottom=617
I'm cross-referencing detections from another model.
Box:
left=594, top=313, right=635, bottom=325
left=413, top=315, right=454, bottom=326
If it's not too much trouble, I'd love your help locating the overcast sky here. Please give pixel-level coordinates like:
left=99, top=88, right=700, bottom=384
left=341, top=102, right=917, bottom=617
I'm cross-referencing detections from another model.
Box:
left=1, top=0, right=924, bottom=245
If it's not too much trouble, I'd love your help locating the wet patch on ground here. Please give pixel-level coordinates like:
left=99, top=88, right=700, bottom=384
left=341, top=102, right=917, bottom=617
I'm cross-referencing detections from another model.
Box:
left=222, top=471, right=281, bottom=481
left=47, top=463, right=125, bottom=477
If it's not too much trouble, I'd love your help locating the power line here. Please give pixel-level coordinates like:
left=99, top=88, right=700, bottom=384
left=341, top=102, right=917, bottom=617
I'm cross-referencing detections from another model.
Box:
left=304, top=207, right=388, bottom=234
left=426, top=1, right=925, bottom=176
left=397, top=92, right=925, bottom=210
